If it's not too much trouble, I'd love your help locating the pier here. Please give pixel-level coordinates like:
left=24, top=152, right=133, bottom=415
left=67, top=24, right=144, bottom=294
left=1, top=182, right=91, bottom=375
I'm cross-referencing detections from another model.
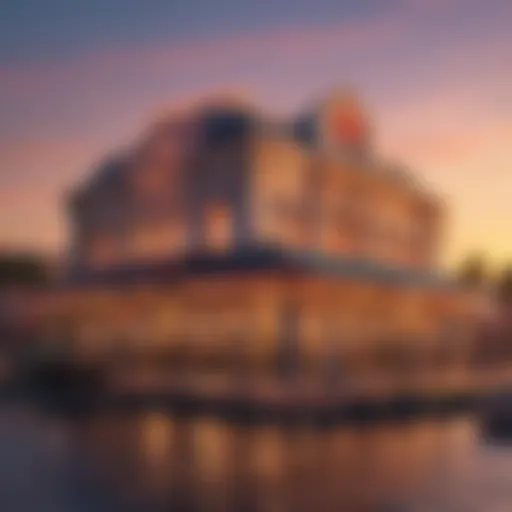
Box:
left=89, top=363, right=512, bottom=421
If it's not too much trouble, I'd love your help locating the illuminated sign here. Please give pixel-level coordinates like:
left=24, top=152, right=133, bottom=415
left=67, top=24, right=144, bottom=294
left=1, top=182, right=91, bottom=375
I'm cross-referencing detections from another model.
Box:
left=319, top=91, right=369, bottom=151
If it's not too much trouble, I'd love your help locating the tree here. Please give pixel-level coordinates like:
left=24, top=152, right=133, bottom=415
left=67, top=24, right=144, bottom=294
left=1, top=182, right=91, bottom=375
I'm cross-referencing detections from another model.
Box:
left=497, top=264, right=512, bottom=305
left=0, top=253, right=48, bottom=289
left=457, top=253, right=488, bottom=289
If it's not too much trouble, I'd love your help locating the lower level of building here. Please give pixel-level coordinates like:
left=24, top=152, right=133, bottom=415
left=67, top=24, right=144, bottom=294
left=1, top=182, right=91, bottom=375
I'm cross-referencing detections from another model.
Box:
left=37, top=271, right=476, bottom=380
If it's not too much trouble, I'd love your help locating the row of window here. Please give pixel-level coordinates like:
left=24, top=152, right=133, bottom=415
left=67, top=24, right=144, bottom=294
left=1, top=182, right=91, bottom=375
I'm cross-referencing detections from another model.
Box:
left=259, top=196, right=435, bottom=263
left=87, top=223, right=187, bottom=266
left=85, top=203, right=234, bottom=267
left=80, top=194, right=435, bottom=268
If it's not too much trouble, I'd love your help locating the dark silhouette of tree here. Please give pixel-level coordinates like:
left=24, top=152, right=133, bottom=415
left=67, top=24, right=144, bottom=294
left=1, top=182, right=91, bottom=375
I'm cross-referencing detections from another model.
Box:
left=457, top=253, right=488, bottom=288
left=0, top=253, right=48, bottom=288
left=497, top=264, right=512, bottom=305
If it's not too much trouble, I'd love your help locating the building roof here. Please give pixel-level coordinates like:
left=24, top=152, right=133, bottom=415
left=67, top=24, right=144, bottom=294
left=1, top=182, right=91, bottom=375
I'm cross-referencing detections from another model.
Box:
left=65, top=246, right=460, bottom=292
left=74, top=90, right=438, bottom=203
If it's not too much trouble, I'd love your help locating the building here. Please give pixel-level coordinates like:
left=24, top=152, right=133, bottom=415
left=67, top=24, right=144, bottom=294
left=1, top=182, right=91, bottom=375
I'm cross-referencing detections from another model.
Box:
left=42, top=90, right=475, bottom=379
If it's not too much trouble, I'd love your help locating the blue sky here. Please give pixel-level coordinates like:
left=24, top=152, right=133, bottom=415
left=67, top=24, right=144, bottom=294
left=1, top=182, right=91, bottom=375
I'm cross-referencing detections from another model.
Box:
left=0, top=0, right=389, bottom=64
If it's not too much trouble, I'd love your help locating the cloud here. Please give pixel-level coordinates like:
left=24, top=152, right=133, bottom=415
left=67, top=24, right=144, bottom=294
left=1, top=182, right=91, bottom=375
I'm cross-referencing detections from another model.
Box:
left=0, top=136, right=107, bottom=253
left=379, top=87, right=512, bottom=268
left=0, top=183, right=65, bottom=253
left=0, top=0, right=511, bottom=262
left=0, top=16, right=402, bottom=98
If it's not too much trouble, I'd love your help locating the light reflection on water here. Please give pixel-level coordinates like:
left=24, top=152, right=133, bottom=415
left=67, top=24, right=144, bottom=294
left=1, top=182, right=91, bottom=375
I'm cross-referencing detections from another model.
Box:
left=0, top=406, right=511, bottom=511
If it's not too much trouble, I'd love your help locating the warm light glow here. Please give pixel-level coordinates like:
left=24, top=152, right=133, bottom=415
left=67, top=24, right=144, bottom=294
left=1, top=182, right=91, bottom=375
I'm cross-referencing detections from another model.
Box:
left=205, top=203, right=233, bottom=252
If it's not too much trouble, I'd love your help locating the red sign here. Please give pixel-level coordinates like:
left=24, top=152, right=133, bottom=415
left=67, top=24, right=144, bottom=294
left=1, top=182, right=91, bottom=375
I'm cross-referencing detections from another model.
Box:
left=321, top=92, right=369, bottom=149
left=332, top=109, right=366, bottom=145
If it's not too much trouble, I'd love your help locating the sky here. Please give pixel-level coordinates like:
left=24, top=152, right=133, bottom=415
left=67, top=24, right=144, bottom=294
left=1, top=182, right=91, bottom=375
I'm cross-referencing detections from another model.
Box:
left=0, top=0, right=511, bottom=268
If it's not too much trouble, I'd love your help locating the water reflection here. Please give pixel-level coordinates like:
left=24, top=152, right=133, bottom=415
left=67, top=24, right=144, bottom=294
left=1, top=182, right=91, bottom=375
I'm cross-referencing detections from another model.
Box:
left=0, top=407, right=512, bottom=511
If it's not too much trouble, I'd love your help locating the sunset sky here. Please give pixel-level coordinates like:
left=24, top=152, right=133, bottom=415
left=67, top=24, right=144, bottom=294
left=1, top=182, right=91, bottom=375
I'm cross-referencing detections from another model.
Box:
left=1, top=0, right=511, bottom=268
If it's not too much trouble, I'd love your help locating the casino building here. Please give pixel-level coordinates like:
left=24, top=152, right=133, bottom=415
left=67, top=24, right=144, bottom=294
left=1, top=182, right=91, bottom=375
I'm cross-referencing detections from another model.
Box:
left=43, top=91, right=474, bottom=379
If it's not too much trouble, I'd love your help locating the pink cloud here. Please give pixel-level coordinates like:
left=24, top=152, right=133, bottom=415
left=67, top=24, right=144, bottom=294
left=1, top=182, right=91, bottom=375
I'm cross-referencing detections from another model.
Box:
left=380, top=101, right=512, bottom=268
left=0, top=137, right=109, bottom=190
left=0, top=137, right=108, bottom=253
left=0, top=14, right=404, bottom=100
left=0, top=0, right=511, bottom=263
left=0, top=183, right=65, bottom=253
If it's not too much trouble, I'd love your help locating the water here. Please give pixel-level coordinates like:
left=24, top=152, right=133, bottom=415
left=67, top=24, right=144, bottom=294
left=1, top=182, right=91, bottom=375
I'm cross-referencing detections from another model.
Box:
left=0, top=405, right=511, bottom=511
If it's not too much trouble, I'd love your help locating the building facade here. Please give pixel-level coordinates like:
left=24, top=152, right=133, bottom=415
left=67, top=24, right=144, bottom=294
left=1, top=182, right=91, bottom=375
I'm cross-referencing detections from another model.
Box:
left=43, top=91, right=474, bottom=378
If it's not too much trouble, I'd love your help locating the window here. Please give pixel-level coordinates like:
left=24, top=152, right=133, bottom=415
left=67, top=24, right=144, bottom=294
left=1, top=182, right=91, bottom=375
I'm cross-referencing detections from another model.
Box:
left=205, top=203, right=233, bottom=252
left=127, top=219, right=186, bottom=261
left=89, top=236, right=118, bottom=267
left=203, top=111, right=251, bottom=146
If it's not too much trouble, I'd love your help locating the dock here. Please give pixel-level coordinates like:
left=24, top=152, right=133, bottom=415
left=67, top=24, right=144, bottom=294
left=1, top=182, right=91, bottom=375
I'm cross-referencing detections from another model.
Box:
left=97, top=366, right=512, bottom=421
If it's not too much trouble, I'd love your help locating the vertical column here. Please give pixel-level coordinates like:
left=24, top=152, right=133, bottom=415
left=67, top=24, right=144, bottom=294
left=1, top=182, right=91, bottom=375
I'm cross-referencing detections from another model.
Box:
left=277, top=299, right=300, bottom=382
